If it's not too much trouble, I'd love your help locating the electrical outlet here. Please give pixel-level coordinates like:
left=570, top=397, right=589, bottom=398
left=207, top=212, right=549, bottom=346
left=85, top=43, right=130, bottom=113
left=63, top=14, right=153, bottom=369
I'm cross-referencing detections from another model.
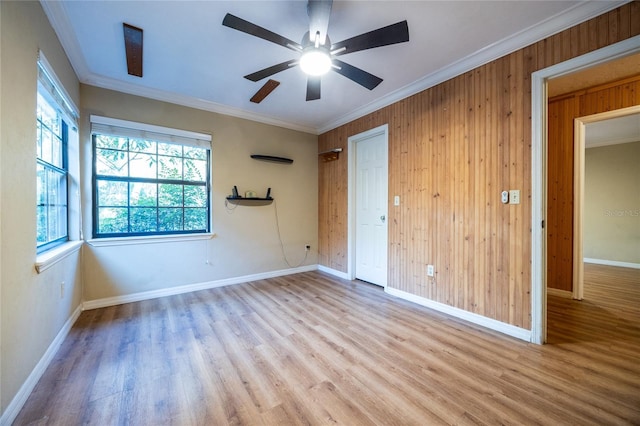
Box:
left=305, top=244, right=311, bottom=251
left=427, top=265, right=435, bottom=277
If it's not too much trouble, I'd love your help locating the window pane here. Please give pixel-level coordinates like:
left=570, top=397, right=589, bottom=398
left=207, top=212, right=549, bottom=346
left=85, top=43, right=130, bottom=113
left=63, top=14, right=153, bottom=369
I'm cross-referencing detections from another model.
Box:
left=184, top=208, right=207, bottom=231
left=129, top=153, right=156, bottom=178
left=184, top=159, right=207, bottom=182
left=130, top=208, right=157, bottom=233
left=184, top=146, right=206, bottom=159
left=184, top=185, right=206, bottom=207
left=37, top=92, right=60, bottom=135
left=51, top=134, right=63, bottom=169
left=130, top=182, right=157, bottom=207
left=37, top=163, right=46, bottom=206
left=37, top=206, right=47, bottom=244
left=159, top=208, right=183, bottom=231
left=98, top=207, right=128, bottom=234
left=47, top=168, right=67, bottom=207
left=158, top=143, right=182, bottom=157
left=158, top=155, right=183, bottom=180
left=96, top=148, right=128, bottom=176
left=97, top=180, right=128, bottom=206
left=41, top=128, right=53, bottom=164
left=95, top=135, right=128, bottom=150
left=36, top=121, right=42, bottom=159
left=130, top=138, right=156, bottom=153
left=159, top=184, right=183, bottom=207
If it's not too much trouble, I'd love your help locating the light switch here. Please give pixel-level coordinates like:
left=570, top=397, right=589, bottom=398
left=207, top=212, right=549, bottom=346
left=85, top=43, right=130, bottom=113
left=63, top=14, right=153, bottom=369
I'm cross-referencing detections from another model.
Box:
left=509, top=190, right=520, bottom=204
left=394, top=195, right=400, bottom=206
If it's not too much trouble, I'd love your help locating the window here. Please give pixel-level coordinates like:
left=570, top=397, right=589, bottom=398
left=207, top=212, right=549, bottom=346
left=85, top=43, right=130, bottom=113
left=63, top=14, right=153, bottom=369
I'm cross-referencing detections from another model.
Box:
left=36, top=61, right=74, bottom=252
left=91, top=116, right=212, bottom=238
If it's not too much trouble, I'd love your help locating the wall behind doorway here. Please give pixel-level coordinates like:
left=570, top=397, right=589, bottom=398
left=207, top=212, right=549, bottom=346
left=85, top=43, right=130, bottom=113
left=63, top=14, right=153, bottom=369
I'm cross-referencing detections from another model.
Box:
left=584, top=141, right=640, bottom=266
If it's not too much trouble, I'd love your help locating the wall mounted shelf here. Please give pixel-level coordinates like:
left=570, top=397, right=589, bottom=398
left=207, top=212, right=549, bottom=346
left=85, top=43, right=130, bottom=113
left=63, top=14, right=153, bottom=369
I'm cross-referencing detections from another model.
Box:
left=226, top=197, right=273, bottom=206
left=250, top=155, right=293, bottom=164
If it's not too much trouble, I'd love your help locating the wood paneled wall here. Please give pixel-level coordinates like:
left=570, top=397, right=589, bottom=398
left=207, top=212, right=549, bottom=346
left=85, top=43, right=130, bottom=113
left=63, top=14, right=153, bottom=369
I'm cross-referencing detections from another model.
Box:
left=318, top=3, right=639, bottom=329
left=547, top=75, right=640, bottom=292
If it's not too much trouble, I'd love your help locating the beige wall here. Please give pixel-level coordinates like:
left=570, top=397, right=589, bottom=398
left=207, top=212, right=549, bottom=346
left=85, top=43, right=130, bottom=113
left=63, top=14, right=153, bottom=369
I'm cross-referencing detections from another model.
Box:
left=0, top=0, right=82, bottom=416
left=80, top=86, right=318, bottom=302
left=584, top=141, right=640, bottom=264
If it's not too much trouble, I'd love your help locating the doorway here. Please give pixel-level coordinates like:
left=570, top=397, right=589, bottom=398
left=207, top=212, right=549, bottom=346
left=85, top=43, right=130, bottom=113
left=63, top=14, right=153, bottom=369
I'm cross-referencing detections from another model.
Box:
left=530, top=35, right=640, bottom=344
left=573, top=107, right=640, bottom=300
left=348, top=124, right=389, bottom=287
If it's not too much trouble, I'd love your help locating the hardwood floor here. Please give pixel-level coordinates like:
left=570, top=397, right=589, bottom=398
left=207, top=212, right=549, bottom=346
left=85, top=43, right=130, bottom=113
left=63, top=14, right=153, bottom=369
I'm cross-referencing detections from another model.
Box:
left=15, top=266, right=640, bottom=425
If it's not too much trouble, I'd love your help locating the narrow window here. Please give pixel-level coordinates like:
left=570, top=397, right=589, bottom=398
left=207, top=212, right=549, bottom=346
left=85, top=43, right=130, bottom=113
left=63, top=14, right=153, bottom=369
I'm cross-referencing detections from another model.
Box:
left=36, top=64, right=69, bottom=252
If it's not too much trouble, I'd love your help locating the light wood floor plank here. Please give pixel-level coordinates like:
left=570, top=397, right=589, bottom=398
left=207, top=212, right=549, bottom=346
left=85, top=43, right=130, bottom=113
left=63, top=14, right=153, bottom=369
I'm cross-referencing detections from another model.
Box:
left=14, top=265, right=640, bottom=425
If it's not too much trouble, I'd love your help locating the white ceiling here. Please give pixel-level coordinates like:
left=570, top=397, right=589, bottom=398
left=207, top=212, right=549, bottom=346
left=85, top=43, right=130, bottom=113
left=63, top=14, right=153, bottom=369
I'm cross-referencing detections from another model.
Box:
left=586, top=113, right=640, bottom=148
left=41, top=1, right=626, bottom=134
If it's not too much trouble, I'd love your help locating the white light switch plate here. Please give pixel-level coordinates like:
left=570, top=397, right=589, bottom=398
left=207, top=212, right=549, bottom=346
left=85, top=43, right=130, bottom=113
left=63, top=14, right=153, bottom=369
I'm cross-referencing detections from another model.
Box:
left=509, top=190, right=520, bottom=204
left=394, top=195, right=400, bottom=206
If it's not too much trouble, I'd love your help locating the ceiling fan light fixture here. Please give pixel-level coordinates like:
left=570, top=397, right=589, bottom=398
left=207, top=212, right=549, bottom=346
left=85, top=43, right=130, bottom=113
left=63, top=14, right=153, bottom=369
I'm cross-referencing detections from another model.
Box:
left=300, top=48, right=331, bottom=76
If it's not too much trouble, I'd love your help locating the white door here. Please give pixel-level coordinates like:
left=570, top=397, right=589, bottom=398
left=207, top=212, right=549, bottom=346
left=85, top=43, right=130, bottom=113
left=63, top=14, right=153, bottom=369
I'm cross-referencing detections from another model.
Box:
left=354, top=130, right=388, bottom=286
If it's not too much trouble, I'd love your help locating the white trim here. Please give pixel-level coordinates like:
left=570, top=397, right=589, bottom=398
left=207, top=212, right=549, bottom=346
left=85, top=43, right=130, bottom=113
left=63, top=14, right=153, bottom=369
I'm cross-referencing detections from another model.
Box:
left=530, top=35, right=640, bottom=345
left=547, top=288, right=573, bottom=299
left=317, top=264, right=350, bottom=280
left=318, top=1, right=626, bottom=133
left=0, top=305, right=82, bottom=426
left=347, top=124, right=389, bottom=284
left=574, top=105, right=640, bottom=300
left=87, top=232, right=216, bottom=247
left=82, top=264, right=318, bottom=310
left=41, top=0, right=624, bottom=135
left=35, top=240, right=83, bottom=273
left=584, top=258, right=640, bottom=270
left=385, top=287, right=531, bottom=342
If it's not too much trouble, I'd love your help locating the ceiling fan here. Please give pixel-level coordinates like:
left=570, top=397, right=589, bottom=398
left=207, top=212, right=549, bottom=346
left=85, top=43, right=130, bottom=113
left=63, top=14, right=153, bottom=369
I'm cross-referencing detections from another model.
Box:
left=222, top=0, right=409, bottom=102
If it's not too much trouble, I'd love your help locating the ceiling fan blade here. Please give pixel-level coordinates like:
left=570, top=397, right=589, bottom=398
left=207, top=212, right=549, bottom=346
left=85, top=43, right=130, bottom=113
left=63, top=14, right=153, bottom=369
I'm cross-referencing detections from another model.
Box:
left=222, top=14, right=302, bottom=51
left=332, top=59, right=382, bottom=90
left=244, top=59, right=298, bottom=82
left=123, top=23, right=143, bottom=77
left=250, top=79, right=280, bottom=103
left=308, top=0, right=333, bottom=46
left=306, top=76, right=321, bottom=101
left=331, top=20, right=409, bottom=56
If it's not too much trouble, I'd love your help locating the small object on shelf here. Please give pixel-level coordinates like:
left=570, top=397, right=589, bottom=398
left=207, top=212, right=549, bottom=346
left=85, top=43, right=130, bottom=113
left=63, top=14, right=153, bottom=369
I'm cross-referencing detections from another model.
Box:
left=245, top=190, right=257, bottom=198
left=250, top=154, right=293, bottom=164
left=266, top=187, right=271, bottom=199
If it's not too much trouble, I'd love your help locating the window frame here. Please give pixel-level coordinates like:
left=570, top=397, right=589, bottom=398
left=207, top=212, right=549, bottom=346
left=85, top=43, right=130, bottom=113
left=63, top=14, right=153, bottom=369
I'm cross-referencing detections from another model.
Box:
left=36, top=57, right=77, bottom=254
left=90, top=116, right=212, bottom=239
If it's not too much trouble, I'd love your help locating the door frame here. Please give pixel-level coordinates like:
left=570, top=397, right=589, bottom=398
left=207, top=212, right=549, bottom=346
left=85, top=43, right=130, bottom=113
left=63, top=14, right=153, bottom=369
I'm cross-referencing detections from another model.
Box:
left=572, top=105, right=640, bottom=300
left=530, top=35, right=640, bottom=344
left=347, top=124, right=389, bottom=284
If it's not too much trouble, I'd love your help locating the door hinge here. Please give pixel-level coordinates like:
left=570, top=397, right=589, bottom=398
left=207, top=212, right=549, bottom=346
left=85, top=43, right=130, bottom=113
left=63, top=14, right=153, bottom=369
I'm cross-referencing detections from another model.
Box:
left=541, top=220, right=545, bottom=229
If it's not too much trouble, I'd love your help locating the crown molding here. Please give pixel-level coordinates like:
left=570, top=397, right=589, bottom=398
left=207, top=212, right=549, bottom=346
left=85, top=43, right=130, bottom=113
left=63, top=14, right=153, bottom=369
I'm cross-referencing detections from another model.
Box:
left=82, top=73, right=318, bottom=134
left=41, top=0, right=628, bottom=136
left=318, top=0, right=628, bottom=134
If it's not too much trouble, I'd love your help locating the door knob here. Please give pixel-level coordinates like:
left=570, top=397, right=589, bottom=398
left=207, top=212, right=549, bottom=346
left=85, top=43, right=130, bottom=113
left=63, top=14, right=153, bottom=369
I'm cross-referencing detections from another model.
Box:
left=380, top=215, right=386, bottom=222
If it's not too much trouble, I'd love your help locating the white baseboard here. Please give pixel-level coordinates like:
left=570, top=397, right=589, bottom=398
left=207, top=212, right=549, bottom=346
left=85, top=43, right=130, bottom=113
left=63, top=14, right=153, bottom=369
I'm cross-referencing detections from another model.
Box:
left=317, top=265, right=351, bottom=280
left=82, top=264, right=318, bottom=310
left=547, top=287, right=573, bottom=298
left=385, top=287, right=531, bottom=342
left=0, top=304, right=82, bottom=426
left=584, top=258, right=640, bottom=269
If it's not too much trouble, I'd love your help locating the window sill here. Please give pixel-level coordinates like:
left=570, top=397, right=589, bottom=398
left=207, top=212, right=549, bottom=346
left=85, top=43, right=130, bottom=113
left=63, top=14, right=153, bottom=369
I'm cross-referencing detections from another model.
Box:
left=35, top=240, right=84, bottom=274
left=86, top=232, right=216, bottom=247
